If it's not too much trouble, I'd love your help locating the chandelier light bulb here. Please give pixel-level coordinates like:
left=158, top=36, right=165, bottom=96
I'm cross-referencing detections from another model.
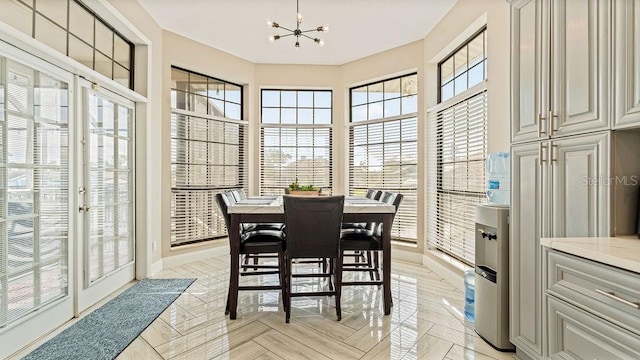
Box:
left=314, top=38, right=325, bottom=47
left=297, top=12, right=303, bottom=23
left=267, top=19, right=272, bottom=27
left=321, top=25, right=329, bottom=32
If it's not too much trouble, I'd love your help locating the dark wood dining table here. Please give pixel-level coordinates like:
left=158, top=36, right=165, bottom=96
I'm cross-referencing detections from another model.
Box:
left=226, top=196, right=396, bottom=319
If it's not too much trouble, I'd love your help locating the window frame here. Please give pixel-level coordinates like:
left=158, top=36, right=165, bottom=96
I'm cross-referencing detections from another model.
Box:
left=169, top=66, right=246, bottom=247
left=259, top=89, right=333, bottom=195
left=348, top=73, right=418, bottom=243
left=437, top=26, right=487, bottom=103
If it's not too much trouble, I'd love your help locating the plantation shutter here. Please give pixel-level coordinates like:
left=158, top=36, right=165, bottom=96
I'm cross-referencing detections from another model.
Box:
left=427, top=85, right=487, bottom=264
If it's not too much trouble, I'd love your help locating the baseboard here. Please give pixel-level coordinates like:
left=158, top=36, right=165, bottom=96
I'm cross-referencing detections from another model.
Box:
left=162, top=245, right=229, bottom=269
left=149, top=259, right=163, bottom=276
left=392, top=248, right=424, bottom=264
left=422, top=251, right=468, bottom=290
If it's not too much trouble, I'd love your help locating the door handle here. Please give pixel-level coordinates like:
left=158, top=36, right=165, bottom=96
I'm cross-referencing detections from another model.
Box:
left=79, top=205, right=91, bottom=212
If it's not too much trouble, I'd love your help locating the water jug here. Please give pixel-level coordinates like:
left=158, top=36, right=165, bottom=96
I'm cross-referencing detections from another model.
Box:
left=464, top=269, right=475, bottom=322
left=486, top=152, right=510, bottom=205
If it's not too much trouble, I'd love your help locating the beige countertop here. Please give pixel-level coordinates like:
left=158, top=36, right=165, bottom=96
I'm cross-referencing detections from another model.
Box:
left=540, top=236, right=640, bottom=274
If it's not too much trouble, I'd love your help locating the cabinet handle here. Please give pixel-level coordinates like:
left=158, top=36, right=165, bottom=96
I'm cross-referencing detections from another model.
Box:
left=538, top=142, right=547, bottom=166
left=595, top=289, right=640, bottom=309
left=550, top=144, right=557, bottom=163
left=549, top=110, right=557, bottom=136
left=537, top=113, right=547, bottom=137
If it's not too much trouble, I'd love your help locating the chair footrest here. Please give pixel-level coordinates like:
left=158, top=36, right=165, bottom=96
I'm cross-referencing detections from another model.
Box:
left=342, top=262, right=372, bottom=267
left=342, top=281, right=382, bottom=286
left=342, top=267, right=378, bottom=272
left=292, top=273, right=331, bottom=278
left=240, top=270, right=280, bottom=276
left=290, top=291, right=336, bottom=297
left=240, top=264, right=279, bottom=269
left=238, top=285, right=282, bottom=291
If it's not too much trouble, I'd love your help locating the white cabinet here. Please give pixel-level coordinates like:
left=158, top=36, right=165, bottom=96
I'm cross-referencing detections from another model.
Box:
left=549, top=133, right=610, bottom=237
left=511, top=0, right=610, bottom=144
left=510, top=132, right=610, bottom=359
left=510, top=143, right=546, bottom=358
left=613, top=0, right=640, bottom=128
left=511, top=0, right=549, bottom=143
left=544, top=248, right=640, bottom=359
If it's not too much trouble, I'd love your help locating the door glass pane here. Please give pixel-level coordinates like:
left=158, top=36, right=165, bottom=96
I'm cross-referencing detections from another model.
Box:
left=1, top=57, right=69, bottom=327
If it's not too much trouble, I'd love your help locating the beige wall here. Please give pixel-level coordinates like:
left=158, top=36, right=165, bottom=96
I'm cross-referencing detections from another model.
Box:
left=253, top=64, right=341, bottom=194
left=65, top=0, right=511, bottom=264
left=113, top=0, right=510, bottom=262
left=160, top=31, right=257, bottom=258
left=423, top=0, right=511, bottom=153
left=107, top=0, right=165, bottom=268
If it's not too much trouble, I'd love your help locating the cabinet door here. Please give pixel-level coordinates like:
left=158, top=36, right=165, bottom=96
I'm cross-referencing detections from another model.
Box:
left=547, top=297, right=640, bottom=360
left=510, top=142, right=548, bottom=358
left=550, top=132, right=610, bottom=237
left=511, top=0, right=550, bottom=144
left=550, top=0, right=610, bottom=137
left=613, top=0, right=640, bottom=129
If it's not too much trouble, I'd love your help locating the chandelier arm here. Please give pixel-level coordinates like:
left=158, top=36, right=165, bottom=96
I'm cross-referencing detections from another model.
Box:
left=300, top=34, right=319, bottom=41
left=277, top=33, right=295, bottom=38
left=300, top=28, right=321, bottom=34
left=276, top=25, right=296, bottom=33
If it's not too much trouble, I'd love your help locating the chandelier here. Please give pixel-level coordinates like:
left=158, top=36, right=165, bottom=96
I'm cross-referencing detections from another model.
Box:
left=267, top=0, right=329, bottom=48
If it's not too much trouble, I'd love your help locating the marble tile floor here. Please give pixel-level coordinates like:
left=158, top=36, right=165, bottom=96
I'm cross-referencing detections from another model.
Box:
left=114, top=255, right=516, bottom=360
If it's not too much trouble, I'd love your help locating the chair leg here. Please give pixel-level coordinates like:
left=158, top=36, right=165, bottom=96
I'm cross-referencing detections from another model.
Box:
left=253, top=255, right=259, bottom=270
left=242, top=254, right=249, bottom=272
left=328, top=258, right=334, bottom=291
left=366, top=251, right=375, bottom=281
left=225, top=286, right=230, bottom=315
left=229, top=253, right=240, bottom=319
left=285, top=257, right=292, bottom=323
left=334, top=256, right=342, bottom=321
left=278, top=251, right=287, bottom=312
left=373, top=251, right=381, bottom=282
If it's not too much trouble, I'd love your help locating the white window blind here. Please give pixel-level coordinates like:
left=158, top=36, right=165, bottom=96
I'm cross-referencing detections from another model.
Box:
left=348, top=74, right=418, bottom=241
left=260, top=90, right=332, bottom=195
left=170, top=67, right=246, bottom=246
left=427, top=86, right=487, bottom=264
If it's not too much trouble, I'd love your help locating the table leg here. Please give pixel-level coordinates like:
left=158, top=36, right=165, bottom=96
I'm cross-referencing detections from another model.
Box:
left=382, top=213, right=393, bottom=315
left=229, top=214, right=241, bottom=320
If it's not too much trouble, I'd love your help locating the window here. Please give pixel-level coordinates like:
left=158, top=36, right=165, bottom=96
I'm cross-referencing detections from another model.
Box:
left=439, top=28, right=487, bottom=102
left=429, top=30, right=488, bottom=265
left=0, top=0, right=134, bottom=89
left=170, top=67, right=246, bottom=246
left=349, top=74, right=418, bottom=241
left=260, top=89, right=332, bottom=195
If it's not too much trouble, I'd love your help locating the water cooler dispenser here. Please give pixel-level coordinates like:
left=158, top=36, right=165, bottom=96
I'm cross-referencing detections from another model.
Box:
left=474, top=204, right=514, bottom=351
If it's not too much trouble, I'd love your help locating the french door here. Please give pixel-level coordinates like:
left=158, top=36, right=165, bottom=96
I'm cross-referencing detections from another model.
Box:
left=76, top=79, right=135, bottom=313
left=0, top=46, right=75, bottom=359
left=0, top=46, right=136, bottom=358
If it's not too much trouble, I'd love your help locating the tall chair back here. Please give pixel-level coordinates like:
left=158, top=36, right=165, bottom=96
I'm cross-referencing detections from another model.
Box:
left=215, top=192, right=233, bottom=234
left=365, top=189, right=376, bottom=199
left=283, top=195, right=344, bottom=258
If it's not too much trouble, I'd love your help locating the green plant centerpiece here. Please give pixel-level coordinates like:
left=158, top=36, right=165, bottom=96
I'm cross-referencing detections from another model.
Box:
left=288, top=178, right=319, bottom=196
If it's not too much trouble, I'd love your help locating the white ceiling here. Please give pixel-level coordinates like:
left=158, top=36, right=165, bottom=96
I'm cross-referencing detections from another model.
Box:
left=135, top=0, right=459, bottom=65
